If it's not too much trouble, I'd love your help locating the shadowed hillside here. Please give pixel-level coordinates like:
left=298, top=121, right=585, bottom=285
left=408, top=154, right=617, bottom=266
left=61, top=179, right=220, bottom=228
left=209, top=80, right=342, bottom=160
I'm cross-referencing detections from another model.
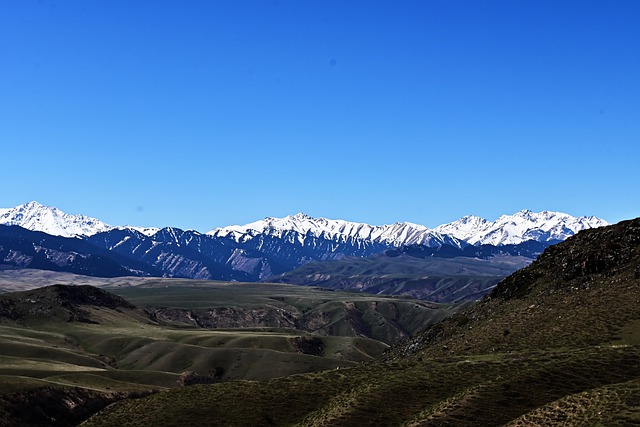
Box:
left=0, top=285, right=137, bottom=324
left=271, top=251, right=532, bottom=302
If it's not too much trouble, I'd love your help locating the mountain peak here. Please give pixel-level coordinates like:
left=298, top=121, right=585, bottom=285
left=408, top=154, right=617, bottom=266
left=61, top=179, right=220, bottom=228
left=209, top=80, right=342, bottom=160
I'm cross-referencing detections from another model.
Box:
left=0, top=201, right=112, bottom=238
left=208, top=210, right=606, bottom=248
left=434, top=210, right=607, bottom=246
left=290, top=213, right=313, bottom=221
left=21, top=200, right=46, bottom=209
left=460, top=214, right=485, bottom=220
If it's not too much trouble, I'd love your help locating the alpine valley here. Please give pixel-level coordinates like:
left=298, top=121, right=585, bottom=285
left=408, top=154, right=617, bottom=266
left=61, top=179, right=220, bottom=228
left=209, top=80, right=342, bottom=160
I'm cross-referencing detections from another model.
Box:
left=0, top=201, right=607, bottom=302
left=0, top=214, right=635, bottom=426
left=1, top=201, right=638, bottom=427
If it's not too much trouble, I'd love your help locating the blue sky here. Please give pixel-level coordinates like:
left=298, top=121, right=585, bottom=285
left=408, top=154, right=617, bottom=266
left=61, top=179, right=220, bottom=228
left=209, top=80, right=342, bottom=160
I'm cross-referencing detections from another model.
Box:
left=1, top=1, right=639, bottom=231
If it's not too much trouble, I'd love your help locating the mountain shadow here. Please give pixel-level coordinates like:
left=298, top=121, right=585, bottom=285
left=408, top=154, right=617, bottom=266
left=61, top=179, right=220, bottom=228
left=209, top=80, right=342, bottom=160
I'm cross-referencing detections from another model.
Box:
left=0, top=225, right=161, bottom=277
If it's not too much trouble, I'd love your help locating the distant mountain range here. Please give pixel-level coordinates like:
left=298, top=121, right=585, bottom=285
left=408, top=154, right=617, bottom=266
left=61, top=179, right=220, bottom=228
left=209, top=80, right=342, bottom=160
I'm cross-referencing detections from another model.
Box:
left=0, top=201, right=607, bottom=245
left=207, top=213, right=465, bottom=248
left=0, top=201, right=609, bottom=300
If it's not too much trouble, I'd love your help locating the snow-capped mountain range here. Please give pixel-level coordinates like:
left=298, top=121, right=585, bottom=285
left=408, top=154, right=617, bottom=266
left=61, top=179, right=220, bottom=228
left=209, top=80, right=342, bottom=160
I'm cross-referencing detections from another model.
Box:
left=0, top=201, right=612, bottom=299
left=207, top=213, right=464, bottom=248
left=0, top=201, right=607, bottom=247
left=433, top=210, right=607, bottom=246
left=208, top=210, right=607, bottom=248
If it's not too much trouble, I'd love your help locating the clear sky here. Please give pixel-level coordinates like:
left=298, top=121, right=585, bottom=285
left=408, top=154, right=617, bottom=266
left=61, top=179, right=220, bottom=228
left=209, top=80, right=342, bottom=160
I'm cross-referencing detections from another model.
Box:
left=1, top=1, right=639, bottom=231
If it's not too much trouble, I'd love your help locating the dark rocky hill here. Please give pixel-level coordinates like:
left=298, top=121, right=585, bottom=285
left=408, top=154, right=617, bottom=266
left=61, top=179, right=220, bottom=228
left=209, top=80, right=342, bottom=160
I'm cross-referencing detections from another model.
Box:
left=0, top=284, right=138, bottom=324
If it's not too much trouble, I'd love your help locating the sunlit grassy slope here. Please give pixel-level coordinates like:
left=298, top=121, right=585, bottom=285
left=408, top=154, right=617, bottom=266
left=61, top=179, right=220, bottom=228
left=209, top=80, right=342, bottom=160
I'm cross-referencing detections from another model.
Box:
left=0, top=282, right=453, bottom=386
left=0, top=278, right=465, bottom=425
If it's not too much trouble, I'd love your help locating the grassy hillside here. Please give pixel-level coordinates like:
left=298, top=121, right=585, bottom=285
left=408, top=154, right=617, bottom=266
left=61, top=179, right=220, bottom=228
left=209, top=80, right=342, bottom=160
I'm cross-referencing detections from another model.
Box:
left=108, top=281, right=463, bottom=345
left=81, top=345, right=640, bottom=426
left=0, top=279, right=463, bottom=425
left=83, top=218, right=640, bottom=426
left=0, top=283, right=443, bottom=385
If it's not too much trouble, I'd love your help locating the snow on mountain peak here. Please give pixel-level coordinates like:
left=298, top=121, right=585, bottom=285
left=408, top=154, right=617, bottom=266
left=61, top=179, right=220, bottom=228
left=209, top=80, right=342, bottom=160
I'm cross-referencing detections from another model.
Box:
left=208, top=213, right=464, bottom=248
left=114, top=226, right=161, bottom=237
left=439, top=210, right=608, bottom=246
left=0, top=201, right=112, bottom=238
left=291, top=213, right=313, bottom=220
left=433, top=215, right=490, bottom=242
left=1, top=201, right=608, bottom=249
left=208, top=209, right=607, bottom=248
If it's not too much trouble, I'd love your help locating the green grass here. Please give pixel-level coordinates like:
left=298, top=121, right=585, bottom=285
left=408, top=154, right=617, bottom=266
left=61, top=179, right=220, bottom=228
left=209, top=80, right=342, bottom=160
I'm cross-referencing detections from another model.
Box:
left=105, top=282, right=463, bottom=346
left=1, top=281, right=446, bottom=407
left=107, top=280, right=457, bottom=310
left=0, top=317, right=374, bottom=379
left=506, top=378, right=640, bottom=426
left=0, top=279, right=484, bottom=426
left=81, top=345, right=640, bottom=426
left=42, top=373, right=170, bottom=392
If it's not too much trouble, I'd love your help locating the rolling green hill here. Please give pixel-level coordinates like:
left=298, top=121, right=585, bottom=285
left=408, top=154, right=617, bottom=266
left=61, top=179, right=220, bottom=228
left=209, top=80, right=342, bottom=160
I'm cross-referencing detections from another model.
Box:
left=0, top=279, right=463, bottom=425
left=83, top=218, right=640, bottom=426
left=107, top=281, right=464, bottom=345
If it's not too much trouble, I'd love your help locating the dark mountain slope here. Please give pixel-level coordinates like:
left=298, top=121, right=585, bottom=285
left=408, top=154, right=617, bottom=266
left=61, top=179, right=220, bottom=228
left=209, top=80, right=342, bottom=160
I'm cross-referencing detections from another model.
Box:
left=389, top=239, right=551, bottom=259
left=0, top=225, right=160, bottom=277
left=0, top=387, right=140, bottom=427
left=87, top=228, right=252, bottom=281
left=82, top=345, right=640, bottom=426
left=87, top=227, right=390, bottom=281
left=271, top=243, right=539, bottom=302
